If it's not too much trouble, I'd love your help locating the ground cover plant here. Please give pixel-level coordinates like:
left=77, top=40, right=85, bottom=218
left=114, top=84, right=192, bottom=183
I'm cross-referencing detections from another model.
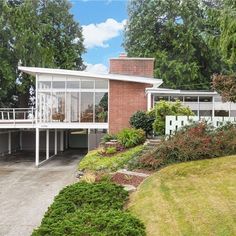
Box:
left=128, top=156, right=236, bottom=236
left=79, top=145, right=144, bottom=172
left=135, top=122, right=236, bottom=170
left=32, top=181, right=145, bottom=236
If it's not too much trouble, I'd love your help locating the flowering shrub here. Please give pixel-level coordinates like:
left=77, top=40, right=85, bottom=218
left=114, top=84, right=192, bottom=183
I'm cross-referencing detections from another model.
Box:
left=137, top=122, right=236, bottom=170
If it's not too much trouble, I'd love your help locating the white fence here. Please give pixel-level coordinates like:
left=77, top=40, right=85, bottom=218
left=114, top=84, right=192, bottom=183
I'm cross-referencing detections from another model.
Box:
left=165, top=116, right=236, bottom=135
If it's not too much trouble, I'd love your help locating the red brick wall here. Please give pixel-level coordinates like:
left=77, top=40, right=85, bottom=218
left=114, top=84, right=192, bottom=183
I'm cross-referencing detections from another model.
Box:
left=110, top=58, right=154, bottom=77
left=109, top=81, right=151, bottom=134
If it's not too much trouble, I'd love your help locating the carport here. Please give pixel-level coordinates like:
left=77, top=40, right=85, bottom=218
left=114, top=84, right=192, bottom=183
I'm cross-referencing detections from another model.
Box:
left=0, top=128, right=105, bottom=167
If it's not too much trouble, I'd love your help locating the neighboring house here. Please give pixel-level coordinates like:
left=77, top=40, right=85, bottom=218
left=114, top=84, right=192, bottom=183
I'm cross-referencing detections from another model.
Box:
left=0, top=54, right=234, bottom=166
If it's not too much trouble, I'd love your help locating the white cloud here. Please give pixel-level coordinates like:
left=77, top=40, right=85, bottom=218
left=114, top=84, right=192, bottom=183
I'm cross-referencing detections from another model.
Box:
left=82, top=18, right=127, bottom=49
left=85, top=63, right=108, bottom=74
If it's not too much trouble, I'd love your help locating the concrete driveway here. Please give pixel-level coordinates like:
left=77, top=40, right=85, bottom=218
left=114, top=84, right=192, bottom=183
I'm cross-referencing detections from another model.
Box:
left=0, top=150, right=85, bottom=236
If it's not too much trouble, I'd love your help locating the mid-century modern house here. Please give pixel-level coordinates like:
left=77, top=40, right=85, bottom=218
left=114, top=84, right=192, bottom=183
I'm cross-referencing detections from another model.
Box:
left=0, top=54, right=234, bottom=166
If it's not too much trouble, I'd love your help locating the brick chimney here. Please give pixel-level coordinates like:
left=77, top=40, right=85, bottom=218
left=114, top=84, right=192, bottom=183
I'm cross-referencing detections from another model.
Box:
left=109, top=53, right=155, bottom=78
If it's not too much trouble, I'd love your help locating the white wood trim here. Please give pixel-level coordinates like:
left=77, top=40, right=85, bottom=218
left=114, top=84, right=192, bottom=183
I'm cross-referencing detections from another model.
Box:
left=35, top=128, right=39, bottom=167
left=54, top=129, right=57, bottom=155
left=46, top=129, right=49, bottom=160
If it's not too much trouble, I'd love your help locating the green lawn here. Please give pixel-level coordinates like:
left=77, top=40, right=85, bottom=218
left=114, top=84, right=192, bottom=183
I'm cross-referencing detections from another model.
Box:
left=78, top=145, right=143, bottom=172
left=128, top=156, right=236, bottom=236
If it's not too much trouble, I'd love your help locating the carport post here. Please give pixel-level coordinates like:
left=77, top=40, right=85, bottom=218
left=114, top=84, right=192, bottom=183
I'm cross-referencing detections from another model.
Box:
left=65, top=130, right=68, bottom=149
left=46, top=129, right=49, bottom=160
left=35, top=128, right=39, bottom=167
left=54, top=129, right=57, bottom=155
left=19, top=131, right=22, bottom=150
left=8, top=131, right=11, bottom=154
left=60, top=130, right=64, bottom=152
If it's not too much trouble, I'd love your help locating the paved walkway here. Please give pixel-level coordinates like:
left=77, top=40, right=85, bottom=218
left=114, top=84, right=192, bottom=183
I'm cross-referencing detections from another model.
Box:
left=0, top=150, right=84, bottom=236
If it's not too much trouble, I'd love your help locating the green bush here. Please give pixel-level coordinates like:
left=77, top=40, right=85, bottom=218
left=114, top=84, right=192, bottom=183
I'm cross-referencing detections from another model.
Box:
left=32, top=182, right=145, bottom=236
left=33, top=209, right=145, bottom=236
left=101, top=133, right=117, bottom=143
left=129, top=111, right=155, bottom=136
left=78, top=145, right=144, bottom=172
left=152, top=100, right=194, bottom=135
left=117, top=128, right=146, bottom=148
left=106, top=146, right=117, bottom=154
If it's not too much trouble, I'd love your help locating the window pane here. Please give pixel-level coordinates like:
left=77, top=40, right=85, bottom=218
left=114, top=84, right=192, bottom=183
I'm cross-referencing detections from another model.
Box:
left=81, top=92, right=94, bottom=122
left=95, top=80, right=108, bottom=89
left=39, top=92, right=51, bottom=122
left=95, top=92, right=108, bottom=122
left=199, top=96, right=212, bottom=102
left=199, top=110, right=212, bottom=116
left=81, top=80, right=94, bottom=89
left=52, top=92, right=65, bottom=122
left=39, top=81, right=51, bottom=89
left=67, top=81, right=80, bottom=89
left=67, top=92, right=80, bottom=122
left=215, top=110, right=229, bottom=117
left=184, top=96, right=198, bottom=102
left=154, top=96, right=169, bottom=101
left=52, top=81, right=65, bottom=89
left=170, top=96, right=183, bottom=102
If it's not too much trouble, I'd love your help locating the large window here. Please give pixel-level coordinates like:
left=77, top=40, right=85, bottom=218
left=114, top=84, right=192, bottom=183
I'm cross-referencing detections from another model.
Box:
left=38, top=75, right=108, bottom=123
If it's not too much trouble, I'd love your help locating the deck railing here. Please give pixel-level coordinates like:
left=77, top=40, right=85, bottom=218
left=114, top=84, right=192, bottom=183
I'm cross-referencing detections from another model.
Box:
left=0, top=108, right=35, bottom=124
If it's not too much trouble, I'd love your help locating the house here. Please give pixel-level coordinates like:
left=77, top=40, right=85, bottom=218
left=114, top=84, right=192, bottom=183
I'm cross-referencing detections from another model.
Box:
left=0, top=54, right=234, bottom=166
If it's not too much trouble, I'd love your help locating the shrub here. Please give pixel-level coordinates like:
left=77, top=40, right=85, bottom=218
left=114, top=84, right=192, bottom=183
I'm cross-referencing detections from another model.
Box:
left=33, top=209, right=145, bottom=236
left=37, top=182, right=128, bottom=225
left=117, top=128, right=146, bottom=148
left=106, top=146, right=117, bottom=154
left=78, top=145, right=144, bottom=172
left=129, top=111, right=155, bottom=136
left=101, top=133, right=117, bottom=143
left=137, top=122, right=236, bottom=170
left=152, top=100, right=194, bottom=135
left=32, top=182, right=145, bottom=236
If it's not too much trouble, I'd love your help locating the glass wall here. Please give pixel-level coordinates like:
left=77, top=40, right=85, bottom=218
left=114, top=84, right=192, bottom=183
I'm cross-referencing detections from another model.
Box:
left=153, top=94, right=233, bottom=117
left=37, top=75, right=108, bottom=123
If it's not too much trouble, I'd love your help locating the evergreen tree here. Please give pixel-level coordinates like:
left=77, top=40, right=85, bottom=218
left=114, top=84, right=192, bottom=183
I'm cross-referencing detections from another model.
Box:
left=124, top=0, right=225, bottom=90
left=0, top=0, right=85, bottom=107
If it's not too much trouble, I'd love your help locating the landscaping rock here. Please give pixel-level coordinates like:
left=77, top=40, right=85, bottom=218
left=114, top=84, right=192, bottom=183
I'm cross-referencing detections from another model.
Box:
left=117, top=169, right=150, bottom=177
left=76, top=171, right=84, bottom=178
left=123, top=184, right=136, bottom=192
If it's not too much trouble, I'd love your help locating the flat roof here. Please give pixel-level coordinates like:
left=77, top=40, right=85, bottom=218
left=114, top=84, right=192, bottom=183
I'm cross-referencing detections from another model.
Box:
left=146, top=87, right=218, bottom=96
left=18, top=66, right=163, bottom=86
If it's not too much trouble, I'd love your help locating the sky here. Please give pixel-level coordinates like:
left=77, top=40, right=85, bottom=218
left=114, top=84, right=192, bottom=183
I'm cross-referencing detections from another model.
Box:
left=70, top=0, right=128, bottom=74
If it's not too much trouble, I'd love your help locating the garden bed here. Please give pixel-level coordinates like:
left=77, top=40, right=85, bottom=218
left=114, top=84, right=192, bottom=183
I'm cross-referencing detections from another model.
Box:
left=111, top=172, right=146, bottom=188
left=78, top=145, right=144, bottom=172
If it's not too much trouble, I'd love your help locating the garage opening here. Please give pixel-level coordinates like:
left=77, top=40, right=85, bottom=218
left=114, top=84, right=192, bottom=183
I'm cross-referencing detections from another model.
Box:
left=0, top=128, right=107, bottom=167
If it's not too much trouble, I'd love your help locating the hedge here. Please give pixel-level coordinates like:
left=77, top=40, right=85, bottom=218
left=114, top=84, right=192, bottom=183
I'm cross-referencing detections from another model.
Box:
left=32, top=181, right=145, bottom=236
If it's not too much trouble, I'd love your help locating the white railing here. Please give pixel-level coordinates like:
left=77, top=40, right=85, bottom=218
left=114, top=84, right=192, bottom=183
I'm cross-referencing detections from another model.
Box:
left=165, top=116, right=236, bottom=135
left=0, top=108, right=35, bottom=124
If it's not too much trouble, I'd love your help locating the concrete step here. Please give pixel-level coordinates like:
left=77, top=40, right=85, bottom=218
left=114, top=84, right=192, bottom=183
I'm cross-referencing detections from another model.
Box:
left=117, top=169, right=150, bottom=177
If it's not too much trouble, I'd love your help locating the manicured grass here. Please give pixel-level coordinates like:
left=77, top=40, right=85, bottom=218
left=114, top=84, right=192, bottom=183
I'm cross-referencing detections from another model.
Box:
left=128, top=156, right=236, bottom=236
left=78, top=145, right=144, bottom=172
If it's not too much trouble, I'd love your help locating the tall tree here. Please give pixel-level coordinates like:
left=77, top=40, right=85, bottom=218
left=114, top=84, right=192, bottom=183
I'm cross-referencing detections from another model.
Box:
left=0, top=1, right=17, bottom=107
left=218, top=0, right=236, bottom=68
left=124, top=0, right=224, bottom=90
left=0, top=0, right=85, bottom=108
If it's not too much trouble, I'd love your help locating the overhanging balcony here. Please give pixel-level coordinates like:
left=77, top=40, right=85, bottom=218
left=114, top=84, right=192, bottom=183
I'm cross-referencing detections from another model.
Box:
left=0, top=108, right=36, bottom=128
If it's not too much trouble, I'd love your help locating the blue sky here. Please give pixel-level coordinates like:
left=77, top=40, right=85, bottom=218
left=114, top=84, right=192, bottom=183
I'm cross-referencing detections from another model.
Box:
left=70, top=0, right=128, bottom=73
